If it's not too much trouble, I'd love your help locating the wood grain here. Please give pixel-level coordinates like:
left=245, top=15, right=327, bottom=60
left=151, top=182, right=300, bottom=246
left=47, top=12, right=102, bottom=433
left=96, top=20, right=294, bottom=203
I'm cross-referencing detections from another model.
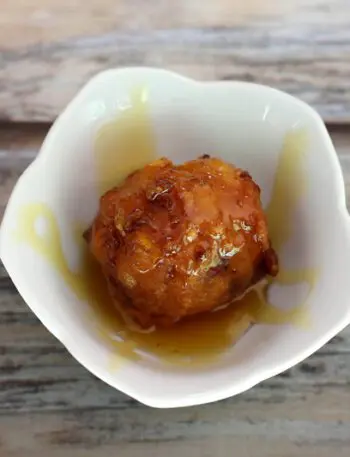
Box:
left=0, top=125, right=350, bottom=456
left=0, top=0, right=295, bottom=46
left=1, top=0, right=350, bottom=122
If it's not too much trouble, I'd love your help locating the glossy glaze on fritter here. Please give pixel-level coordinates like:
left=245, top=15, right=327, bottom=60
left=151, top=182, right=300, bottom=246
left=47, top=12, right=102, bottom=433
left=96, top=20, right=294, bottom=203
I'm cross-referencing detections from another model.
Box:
left=86, top=156, right=278, bottom=329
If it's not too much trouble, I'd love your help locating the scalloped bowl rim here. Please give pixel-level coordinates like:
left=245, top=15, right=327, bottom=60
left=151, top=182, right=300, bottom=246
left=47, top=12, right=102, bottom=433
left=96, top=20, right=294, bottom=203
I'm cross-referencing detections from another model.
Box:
left=1, top=68, right=350, bottom=408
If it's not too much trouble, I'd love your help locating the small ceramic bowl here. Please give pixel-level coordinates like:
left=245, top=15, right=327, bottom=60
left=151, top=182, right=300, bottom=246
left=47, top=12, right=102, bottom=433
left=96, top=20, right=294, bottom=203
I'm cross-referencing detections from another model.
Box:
left=1, top=68, right=350, bottom=408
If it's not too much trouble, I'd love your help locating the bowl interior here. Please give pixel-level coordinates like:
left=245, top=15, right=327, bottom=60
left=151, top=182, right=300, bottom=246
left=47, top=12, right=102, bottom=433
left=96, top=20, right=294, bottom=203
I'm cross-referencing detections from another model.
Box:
left=2, top=69, right=350, bottom=407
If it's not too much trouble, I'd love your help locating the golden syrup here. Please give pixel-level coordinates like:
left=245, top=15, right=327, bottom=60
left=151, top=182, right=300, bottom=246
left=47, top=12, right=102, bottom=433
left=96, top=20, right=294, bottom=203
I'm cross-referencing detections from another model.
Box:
left=14, top=203, right=140, bottom=361
left=95, top=87, right=157, bottom=196
left=15, top=89, right=317, bottom=366
left=266, top=129, right=307, bottom=252
left=266, top=130, right=317, bottom=316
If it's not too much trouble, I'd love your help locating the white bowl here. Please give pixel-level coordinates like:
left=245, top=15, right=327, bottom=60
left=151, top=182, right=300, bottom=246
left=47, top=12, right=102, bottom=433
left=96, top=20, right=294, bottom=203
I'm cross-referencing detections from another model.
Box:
left=1, top=68, right=350, bottom=408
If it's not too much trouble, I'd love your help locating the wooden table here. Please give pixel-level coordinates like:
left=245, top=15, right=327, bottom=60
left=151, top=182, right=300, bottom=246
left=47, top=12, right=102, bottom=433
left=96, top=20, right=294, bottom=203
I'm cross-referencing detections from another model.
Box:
left=0, top=1, right=350, bottom=456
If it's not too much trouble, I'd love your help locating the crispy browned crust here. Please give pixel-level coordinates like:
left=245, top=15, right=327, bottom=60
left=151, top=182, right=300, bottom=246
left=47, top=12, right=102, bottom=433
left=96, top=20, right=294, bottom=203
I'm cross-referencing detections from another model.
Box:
left=86, top=157, right=278, bottom=329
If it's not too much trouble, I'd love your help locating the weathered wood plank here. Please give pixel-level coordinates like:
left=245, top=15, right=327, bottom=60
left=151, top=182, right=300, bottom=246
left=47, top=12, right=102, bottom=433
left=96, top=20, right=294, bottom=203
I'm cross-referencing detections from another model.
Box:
left=0, top=0, right=350, bottom=122
left=1, top=425, right=349, bottom=457
left=0, top=0, right=332, bottom=47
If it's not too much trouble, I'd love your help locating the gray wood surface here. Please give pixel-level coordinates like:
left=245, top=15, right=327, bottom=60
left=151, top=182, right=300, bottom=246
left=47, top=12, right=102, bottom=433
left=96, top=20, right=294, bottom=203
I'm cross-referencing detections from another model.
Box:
left=1, top=0, right=350, bottom=122
left=0, top=125, right=349, bottom=456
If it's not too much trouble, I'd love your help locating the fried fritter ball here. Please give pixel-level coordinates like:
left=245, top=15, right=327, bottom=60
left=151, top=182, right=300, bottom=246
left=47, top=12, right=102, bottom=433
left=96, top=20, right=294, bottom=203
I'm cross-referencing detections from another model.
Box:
left=85, top=156, right=278, bottom=329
